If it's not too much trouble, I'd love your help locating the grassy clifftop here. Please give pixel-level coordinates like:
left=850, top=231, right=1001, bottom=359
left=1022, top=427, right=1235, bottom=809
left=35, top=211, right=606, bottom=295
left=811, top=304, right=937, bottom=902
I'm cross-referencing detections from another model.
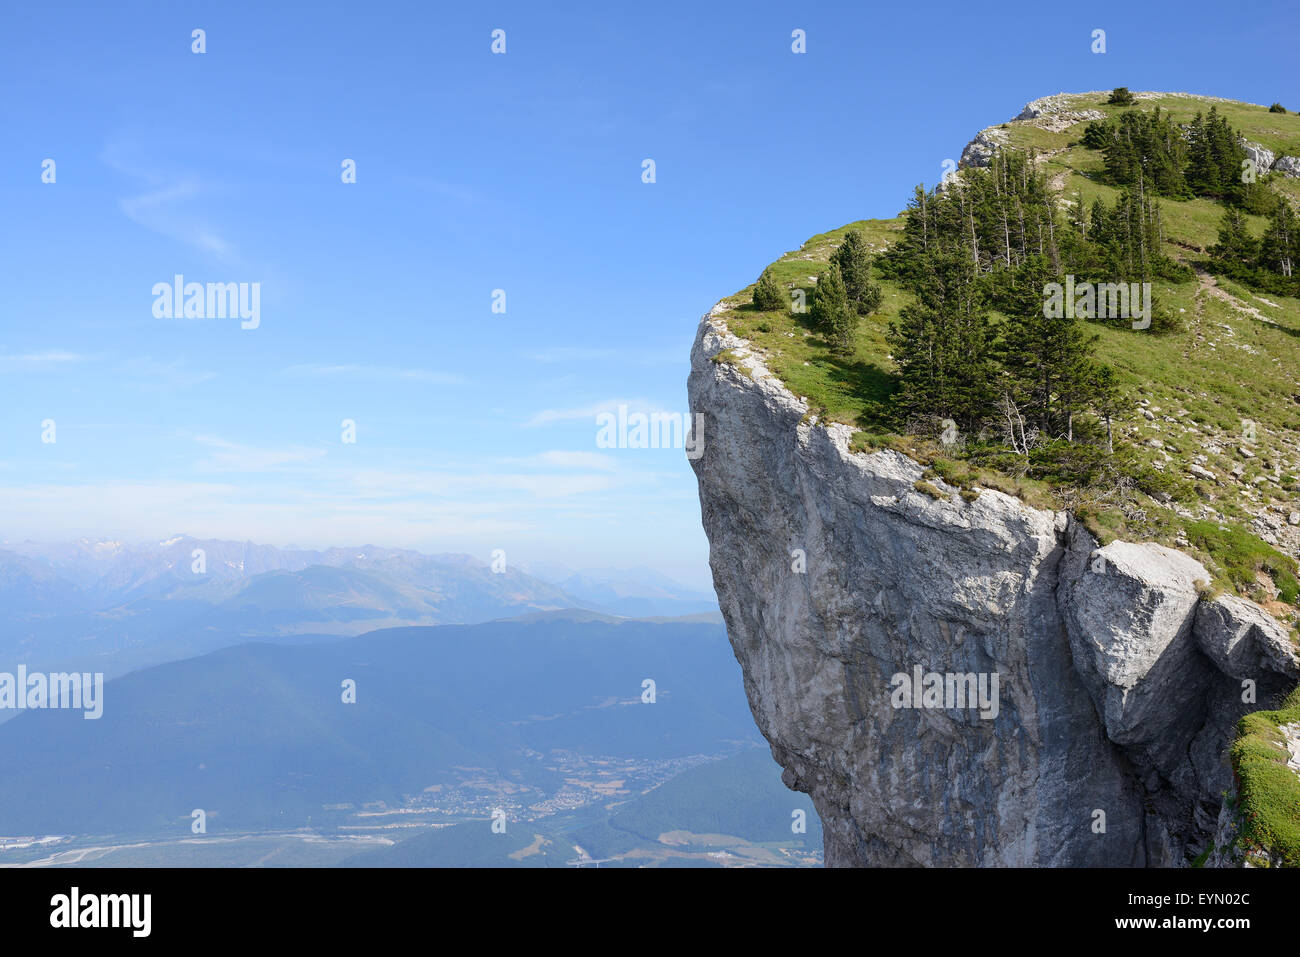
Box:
left=713, top=91, right=1300, bottom=630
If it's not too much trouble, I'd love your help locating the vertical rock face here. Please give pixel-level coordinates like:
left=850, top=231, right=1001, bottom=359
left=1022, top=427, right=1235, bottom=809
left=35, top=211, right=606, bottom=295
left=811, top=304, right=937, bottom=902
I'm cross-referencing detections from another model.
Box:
left=687, top=311, right=1299, bottom=866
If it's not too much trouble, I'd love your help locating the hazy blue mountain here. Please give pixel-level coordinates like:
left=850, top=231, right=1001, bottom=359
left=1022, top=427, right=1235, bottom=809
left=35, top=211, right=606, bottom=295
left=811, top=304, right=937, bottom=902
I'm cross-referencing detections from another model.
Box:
left=0, top=537, right=588, bottom=679
left=2, top=536, right=567, bottom=606
left=521, top=561, right=718, bottom=617
left=0, top=549, right=89, bottom=615
left=0, top=617, right=758, bottom=836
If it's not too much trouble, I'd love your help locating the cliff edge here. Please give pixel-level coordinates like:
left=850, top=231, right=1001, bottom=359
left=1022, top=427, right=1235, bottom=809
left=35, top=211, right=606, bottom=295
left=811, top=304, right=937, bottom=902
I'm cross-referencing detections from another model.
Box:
left=687, top=307, right=1299, bottom=866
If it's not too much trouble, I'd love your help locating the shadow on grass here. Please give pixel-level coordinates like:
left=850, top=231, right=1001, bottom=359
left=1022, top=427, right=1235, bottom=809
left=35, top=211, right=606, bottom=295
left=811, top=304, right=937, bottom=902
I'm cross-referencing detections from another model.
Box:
left=822, top=354, right=900, bottom=432
left=1250, top=314, right=1300, bottom=340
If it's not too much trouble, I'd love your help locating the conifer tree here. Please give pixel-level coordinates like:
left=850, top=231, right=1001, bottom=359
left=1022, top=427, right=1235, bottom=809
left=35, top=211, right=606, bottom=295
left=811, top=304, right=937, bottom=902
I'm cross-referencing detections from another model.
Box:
left=810, top=263, right=857, bottom=356
left=1211, top=208, right=1258, bottom=269
left=886, top=247, right=994, bottom=431
left=1258, top=200, right=1297, bottom=278
left=997, top=256, right=1100, bottom=439
left=831, top=230, right=883, bottom=315
left=752, top=267, right=787, bottom=311
left=1090, top=364, right=1129, bottom=454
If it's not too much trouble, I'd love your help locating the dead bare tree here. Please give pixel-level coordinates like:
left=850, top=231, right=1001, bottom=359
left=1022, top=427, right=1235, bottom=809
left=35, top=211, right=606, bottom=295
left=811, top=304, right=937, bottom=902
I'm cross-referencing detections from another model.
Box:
left=998, top=391, right=1038, bottom=457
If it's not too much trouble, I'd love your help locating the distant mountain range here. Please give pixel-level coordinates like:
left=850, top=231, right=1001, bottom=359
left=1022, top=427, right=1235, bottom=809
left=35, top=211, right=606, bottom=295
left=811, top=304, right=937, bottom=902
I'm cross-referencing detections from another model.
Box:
left=521, top=560, right=718, bottom=618
left=0, top=537, right=718, bottom=679
left=0, top=615, right=759, bottom=838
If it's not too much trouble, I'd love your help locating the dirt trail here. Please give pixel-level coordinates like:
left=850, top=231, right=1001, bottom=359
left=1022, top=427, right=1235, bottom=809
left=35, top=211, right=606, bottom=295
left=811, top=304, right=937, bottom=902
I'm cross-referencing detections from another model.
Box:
left=1197, top=270, right=1276, bottom=323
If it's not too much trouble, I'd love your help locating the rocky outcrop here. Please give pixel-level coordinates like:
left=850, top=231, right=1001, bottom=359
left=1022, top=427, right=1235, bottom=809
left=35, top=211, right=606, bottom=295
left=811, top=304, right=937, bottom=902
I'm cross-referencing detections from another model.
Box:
left=1239, top=139, right=1300, bottom=179
left=1273, top=155, right=1300, bottom=178
left=687, top=308, right=1299, bottom=866
left=960, top=93, right=1105, bottom=169
left=958, top=128, right=1009, bottom=169
left=1014, top=93, right=1106, bottom=132
left=1241, top=139, right=1276, bottom=176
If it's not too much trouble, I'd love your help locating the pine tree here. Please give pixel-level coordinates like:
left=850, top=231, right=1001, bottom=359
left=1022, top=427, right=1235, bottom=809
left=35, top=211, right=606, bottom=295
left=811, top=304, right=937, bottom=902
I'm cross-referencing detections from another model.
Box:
left=831, top=230, right=883, bottom=315
left=998, top=256, right=1100, bottom=439
left=810, top=263, right=857, bottom=356
left=886, top=247, right=994, bottom=431
left=1080, top=120, right=1110, bottom=150
left=1185, top=112, right=1213, bottom=194
left=1090, top=364, right=1129, bottom=454
left=1258, top=199, right=1297, bottom=278
left=752, top=267, right=787, bottom=311
left=1211, top=208, right=1258, bottom=269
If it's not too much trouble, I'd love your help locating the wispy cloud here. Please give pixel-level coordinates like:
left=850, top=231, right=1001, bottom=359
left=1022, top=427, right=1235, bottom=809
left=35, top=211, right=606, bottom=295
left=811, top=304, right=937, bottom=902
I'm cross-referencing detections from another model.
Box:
left=118, top=357, right=215, bottom=391
left=0, top=350, right=89, bottom=369
left=191, top=434, right=326, bottom=472
left=283, top=363, right=464, bottom=385
left=524, top=398, right=672, bottom=427
left=395, top=175, right=484, bottom=206
left=118, top=179, right=238, bottom=262
left=526, top=346, right=682, bottom=365
left=105, top=140, right=239, bottom=263
left=527, top=450, right=619, bottom=471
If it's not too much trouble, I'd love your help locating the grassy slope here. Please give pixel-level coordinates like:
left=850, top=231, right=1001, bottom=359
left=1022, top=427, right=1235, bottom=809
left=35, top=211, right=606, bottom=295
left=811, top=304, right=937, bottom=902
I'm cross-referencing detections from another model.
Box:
left=715, top=91, right=1300, bottom=621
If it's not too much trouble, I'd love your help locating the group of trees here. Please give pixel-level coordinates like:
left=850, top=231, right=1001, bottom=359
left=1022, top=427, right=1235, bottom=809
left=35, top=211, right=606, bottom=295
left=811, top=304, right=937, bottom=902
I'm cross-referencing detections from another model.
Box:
left=754, top=229, right=884, bottom=356
left=1093, top=107, right=1189, bottom=196
left=1062, top=185, right=1192, bottom=299
left=863, top=151, right=1135, bottom=451
left=883, top=150, right=1062, bottom=284
left=1211, top=201, right=1299, bottom=294
left=1085, top=105, right=1272, bottom=212
left=744, top=98, right=1296, bottom=473
left=885, top=245, right=1126, bottom=453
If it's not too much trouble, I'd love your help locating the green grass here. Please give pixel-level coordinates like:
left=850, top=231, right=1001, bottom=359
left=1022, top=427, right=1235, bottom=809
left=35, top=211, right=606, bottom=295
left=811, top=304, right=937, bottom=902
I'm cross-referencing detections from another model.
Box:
left=1229, top=685, right=1300, bottom=867
left=714, top=92, right=1300, bottom=618
left=1185, top=521, right=1300, bottom=603
left=1025, top=91, right=1300, bottom=157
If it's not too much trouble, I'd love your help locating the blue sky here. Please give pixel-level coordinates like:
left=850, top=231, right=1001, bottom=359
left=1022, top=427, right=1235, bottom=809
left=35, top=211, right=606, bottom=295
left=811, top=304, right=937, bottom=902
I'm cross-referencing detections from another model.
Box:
left=1, top=0, right=1296, bottom=586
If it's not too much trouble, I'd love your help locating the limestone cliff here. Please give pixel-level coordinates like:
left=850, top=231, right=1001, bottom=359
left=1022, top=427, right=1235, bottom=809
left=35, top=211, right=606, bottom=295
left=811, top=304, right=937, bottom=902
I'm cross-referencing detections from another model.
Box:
left=686, top=308, right=1299, bottom=866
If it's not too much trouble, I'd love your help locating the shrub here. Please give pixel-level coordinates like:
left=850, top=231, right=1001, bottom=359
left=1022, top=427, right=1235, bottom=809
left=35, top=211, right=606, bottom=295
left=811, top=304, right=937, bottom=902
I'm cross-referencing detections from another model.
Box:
left=1269, top=102, right=1287, bottom=114
left=913, top=480, right=945, bottom=500
left=1107, top=87, right=1135, bottom=106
